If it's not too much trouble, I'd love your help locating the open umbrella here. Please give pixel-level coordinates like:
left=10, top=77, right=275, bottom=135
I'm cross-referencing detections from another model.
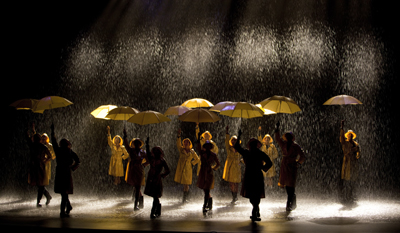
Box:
left=90, top=105, right=118, bottom=119
left=259, top=95, right=301, bottom=114
left=105, top=106, right=140, bottom=121
left=32, top=96, right=73, bottom=113
left=323, top=95, right=362, bottom=105
left=127, top=111, right=171, bottom=125
left=10, top=99, right=39, bottom=111
left=178, top=108, right=220, bottom=123
left=219, top=102, right=264, bottom=119
left=181, top=98, right=214, bottom=108
left=164, top=105, right=191, bottom=116
left=209, top=101, right=235, bottom=112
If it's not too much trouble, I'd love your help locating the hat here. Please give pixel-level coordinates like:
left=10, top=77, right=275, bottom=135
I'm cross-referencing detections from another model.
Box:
left=130, top=138, right=144, bottom=148
left=345, top=130, right=357, bottom=140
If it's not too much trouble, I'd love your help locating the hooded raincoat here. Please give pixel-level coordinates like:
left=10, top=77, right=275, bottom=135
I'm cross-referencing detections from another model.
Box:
left=108, top=135, right=129, bottom=177
left=258, top=135, right=278, bottom=178
left=222, top=133, right=243, bottom=183
left=174, top=137, right=200, bottom=185
left=340, top=129, right=360, bottom=181
left=26, top=134, right=52, bottom=186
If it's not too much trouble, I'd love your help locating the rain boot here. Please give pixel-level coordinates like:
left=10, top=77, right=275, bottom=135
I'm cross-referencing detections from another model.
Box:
left=44, top=189, right=52, bottom=205
left=202, top=196, right=209, bottom=213
left=155, top=203, right=161, bottom=217
left=291, top=194, right=297, bottom=210
left=231, top=192, right=238, bottom=204
left=138, top=195, right=144, bottom=209
left=207, top=197, right=213, bottom=210
left=150, top=205, right=156, bottom=219
left=133, top=199, right=140, bottom=211
left=182, top=191, right=189, bottom=203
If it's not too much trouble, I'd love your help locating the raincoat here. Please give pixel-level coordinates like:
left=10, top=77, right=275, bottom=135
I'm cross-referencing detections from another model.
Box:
left=174, top=137, right=200, bottom=185
left=144, top=146, right=171, bottom=198
left=234, top=138, right=272, bottom=199
left=51, top=135, right=80, bottom=194
left=275, top=130, right=306, bottom=188
left=44, top=142, right=56, bottom=184
left=340, top=129, right=360, bottom=181
left=124, top=137, right=147, bottom=186
left=196, top=147, right=220, bottom=190
left=107, top=135, right=129, bottom=177
left=222, top=133, right=243, bottom=183
left=26, top=134, right=52, bottom=186
left=258, top=135, right=278, bottom=178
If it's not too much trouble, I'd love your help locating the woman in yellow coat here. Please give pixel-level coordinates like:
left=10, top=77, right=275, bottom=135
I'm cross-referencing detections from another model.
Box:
left=107, top=126, right=129, bottom=185
left=258, top=127, right=278, bottom=188
left=196, top=124, right=219, bottom=177
left=174, top=128, right=200, bottom=203
left=223, top=125, right=243, bottom=204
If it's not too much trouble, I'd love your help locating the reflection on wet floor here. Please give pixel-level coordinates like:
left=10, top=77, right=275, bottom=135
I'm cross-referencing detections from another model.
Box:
left=1, top=196, right=399, bottom=223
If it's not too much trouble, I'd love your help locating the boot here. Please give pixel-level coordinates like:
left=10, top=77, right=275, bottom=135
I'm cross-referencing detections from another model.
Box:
left=133, top=200, right=140, bottom=211
left=291, top=194, right=297, bottom=210
left=207, top=197, right=213, bottom=210
left=138, top=196, right=144, bottom=209
left=231, top=192, right=238, bottom=204
left=155, top=203, right=161, bottom=217
left=202, top=197, right=209, bottom=213
left=44, top=189, right=52, bottom=205
left=66, top=200, right=72, bottom=214
left=182, top=191, right=189, bottom=203
left=150, top=205, right=157, bottom=219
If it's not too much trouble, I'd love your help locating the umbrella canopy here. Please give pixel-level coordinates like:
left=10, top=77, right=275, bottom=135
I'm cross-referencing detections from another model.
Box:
left=178, top=108, right=220, bottom=123
left=164, top=105, right=191, bottom=116
left=219, top=102, right=265, bottom=119
left=32, top=96, right=73, bottom=113
left=323, top=95, right=362, bottom=105
left=255, top=104, right=276, bottom=115
left=90, top=105, right=118, bottom=119
left=10, top=99, right=38, bottom=110
left=127, top=110, right=171, bottom=125
left=181, top=98, right=214, bottom=108
left=209, top=101, right=235, bottom=112
left=259, top=95, right=301, bottom=114
left=105, top=106, right=140, bottom=120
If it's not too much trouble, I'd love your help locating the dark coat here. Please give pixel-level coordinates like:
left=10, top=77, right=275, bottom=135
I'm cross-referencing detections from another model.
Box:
left=124, top=136, right=147, bottom=186
left=26, top=134, right=51, bottom=186
left=144, top=146, right=170, bottom=198
left=234, top=140, right=272, bottom=199
left=275, top=130, right=306, bottom=188
left=196, top=149, right=220, bottom=190
left=51, top=135, right=80, bottom=194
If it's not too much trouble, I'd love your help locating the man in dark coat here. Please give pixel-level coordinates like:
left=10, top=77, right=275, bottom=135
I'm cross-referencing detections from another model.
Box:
left=51, top=124, right=80, bottom=218
left=234, top=129, right=272, bottom=222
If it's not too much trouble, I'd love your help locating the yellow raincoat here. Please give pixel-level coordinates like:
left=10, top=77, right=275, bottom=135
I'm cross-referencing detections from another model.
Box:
left=222, top=134, right=242, bottom=183
left=258, top=135, right=278, bottom=178
left=44, top=142, right=56, bottom=184
left=340, top=129, right=360, bottom=181
left=108, top=135, right=129, bottom=177
left=174, top=137, right=200, bottom=185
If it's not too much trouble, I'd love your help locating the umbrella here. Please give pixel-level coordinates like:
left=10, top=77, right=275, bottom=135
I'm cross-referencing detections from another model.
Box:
left=181, top=98, right=214, bottom=108
left=209, top=101, right=235, bottom=112
left=323, top=95, right=362, bottom=105
left=105, top=106, right=140, bottom=120
left=259, top=95, right=301, bottom=114
left=90, top=105, right=118, bottom=119
left=178, top=108, right=220, bottom=123
left=219, top=102, right=265, bottom=119
left=127, top=111, right=171, bottom=125
left=164, top=105, right=191, bottom=116
left=10, top=99, right=38, bottom=110
left=32, top=96, right=73, bottom=113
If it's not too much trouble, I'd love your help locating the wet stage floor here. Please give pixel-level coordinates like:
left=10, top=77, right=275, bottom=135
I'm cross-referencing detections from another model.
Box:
left=1, top=195, right=400, bottom=233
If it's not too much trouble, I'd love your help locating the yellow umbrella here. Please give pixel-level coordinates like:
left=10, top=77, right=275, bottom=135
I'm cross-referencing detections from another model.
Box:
left=90, top=105, right=118, bottom=119
left=32, top=96, right=73, bottom=113
left=323, top=95, right=362, bottom=105
left=127, top=111, right=171, bottom=125
left=178, top=108, right=220, bottom=123
left=164, top=105, right=191, bottom=116
left=209, top=101, right=235, bottom=112
left=10, top=99, right=38, bottom=110
left=259, top=95, right=301, bottom=114
left=181, top=98, right=214, bottom=108
left=105, top=106, right=140, bottom=120
left=219, top=102, right=264, bottom=119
